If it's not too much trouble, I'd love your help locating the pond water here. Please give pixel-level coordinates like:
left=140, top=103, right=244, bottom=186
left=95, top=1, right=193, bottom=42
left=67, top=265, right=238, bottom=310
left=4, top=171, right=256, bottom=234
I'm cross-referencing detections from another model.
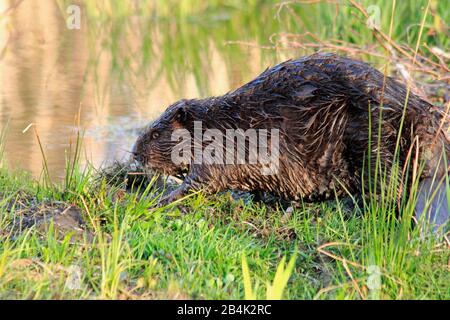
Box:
left=1, top=1, right=445, bottom=180
left=0, top=1, right=293, bottom=180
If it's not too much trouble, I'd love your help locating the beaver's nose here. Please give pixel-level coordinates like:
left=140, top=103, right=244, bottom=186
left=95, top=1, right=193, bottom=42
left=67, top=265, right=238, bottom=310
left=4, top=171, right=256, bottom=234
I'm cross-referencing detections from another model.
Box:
left=131, top=141, right=145, bottom=164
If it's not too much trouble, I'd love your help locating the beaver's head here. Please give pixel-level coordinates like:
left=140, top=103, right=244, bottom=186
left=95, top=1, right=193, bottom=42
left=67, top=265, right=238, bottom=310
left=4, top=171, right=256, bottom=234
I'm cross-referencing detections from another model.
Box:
left=132, top=100, right=191, bottom=176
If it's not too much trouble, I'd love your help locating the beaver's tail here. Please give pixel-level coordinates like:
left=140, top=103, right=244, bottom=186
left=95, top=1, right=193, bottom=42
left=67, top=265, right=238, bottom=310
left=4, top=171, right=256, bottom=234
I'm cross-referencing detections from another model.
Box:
left=415, top=175, right=449, bottom=235
left=414, top=137, right=449, bottom=235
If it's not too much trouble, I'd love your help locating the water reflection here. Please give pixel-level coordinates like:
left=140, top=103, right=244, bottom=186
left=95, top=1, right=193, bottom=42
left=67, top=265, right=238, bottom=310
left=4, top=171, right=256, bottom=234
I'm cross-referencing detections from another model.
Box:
left=0, top=0, right=283, bottom=179
left=1, top=0, right=444, bottom=180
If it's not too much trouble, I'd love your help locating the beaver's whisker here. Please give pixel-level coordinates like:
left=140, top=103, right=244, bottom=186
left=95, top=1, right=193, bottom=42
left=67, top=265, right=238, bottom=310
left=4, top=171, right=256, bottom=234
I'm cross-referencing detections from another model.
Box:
left=119, top=148, right=137, bottom=155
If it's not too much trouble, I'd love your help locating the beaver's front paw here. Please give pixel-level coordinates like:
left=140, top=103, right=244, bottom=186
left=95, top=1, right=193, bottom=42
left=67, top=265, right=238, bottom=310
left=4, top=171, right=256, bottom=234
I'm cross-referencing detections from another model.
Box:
left=153, top=187, right=185, bottom=208
left=151, top=195, right=189, bottom=215
left=156, top=195, right=174, bottom=208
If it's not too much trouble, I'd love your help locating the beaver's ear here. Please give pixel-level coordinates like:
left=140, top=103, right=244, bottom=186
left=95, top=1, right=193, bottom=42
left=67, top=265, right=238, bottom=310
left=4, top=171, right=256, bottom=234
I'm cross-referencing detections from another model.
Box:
left=173, top=105, right=187, bottom=124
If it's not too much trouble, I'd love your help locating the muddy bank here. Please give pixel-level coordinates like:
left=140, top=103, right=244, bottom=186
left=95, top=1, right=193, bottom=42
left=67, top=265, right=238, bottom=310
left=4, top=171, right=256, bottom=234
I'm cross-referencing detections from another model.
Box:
left=2, top=195, right=92, bottom=243
left=1, top=160, right=359, bottom=242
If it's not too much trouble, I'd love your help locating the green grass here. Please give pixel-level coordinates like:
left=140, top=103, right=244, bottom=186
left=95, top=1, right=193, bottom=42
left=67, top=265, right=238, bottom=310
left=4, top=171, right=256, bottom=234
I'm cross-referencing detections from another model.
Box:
left=0, top=142, right=448, bottom=299
left=0, top=0, right=449, bottom=299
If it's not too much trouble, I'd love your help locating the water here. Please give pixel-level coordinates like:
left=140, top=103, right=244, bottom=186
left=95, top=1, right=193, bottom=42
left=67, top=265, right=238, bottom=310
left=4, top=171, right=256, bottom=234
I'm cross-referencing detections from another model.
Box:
left=1, top=0, right=445, bottom=180
left=0, top=0, right=289, bottom=179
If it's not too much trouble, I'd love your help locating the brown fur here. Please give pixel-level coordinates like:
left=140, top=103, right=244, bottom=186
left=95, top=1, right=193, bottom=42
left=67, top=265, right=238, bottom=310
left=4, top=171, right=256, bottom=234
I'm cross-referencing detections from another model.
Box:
left=133, top=53, right=449, bottom=207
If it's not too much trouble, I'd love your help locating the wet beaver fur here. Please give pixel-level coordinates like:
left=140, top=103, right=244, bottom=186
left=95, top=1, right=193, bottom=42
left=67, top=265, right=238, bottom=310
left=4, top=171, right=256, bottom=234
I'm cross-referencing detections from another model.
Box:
left=133, top=53, right=449, bottom=228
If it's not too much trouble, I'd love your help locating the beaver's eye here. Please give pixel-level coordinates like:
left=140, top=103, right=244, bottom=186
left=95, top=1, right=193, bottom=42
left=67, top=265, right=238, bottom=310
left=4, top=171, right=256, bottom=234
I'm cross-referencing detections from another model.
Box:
left=151, top=131, right=160, bottom=140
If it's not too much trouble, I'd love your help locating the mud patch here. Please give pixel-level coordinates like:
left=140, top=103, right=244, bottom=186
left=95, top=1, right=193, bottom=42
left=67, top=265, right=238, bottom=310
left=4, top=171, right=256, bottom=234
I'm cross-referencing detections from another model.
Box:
left=2, top=198, right=93, bottom=243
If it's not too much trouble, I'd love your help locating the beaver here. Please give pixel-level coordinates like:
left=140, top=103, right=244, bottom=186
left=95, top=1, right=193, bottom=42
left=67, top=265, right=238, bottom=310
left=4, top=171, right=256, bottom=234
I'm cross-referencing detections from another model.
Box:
left=133, top=53, right=449, bottom=230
